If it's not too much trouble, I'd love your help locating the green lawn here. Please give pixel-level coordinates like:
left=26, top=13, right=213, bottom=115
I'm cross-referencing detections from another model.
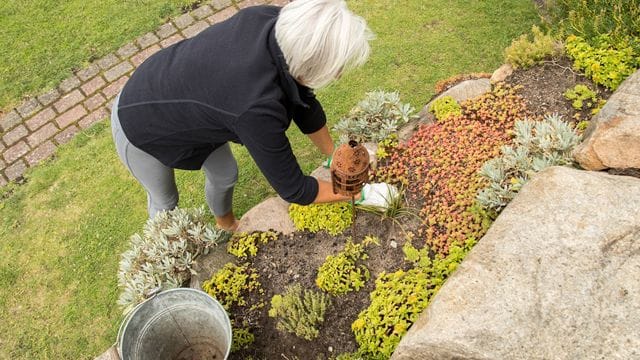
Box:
left=0, top=0, right=199, bottom=111
left=0, top=0, right=539, bottom=358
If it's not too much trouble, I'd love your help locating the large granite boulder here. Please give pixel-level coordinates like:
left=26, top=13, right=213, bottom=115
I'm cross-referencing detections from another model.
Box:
left=574, top=69, right=640, bottom=170
left=392, top=166, right=640, bottom=359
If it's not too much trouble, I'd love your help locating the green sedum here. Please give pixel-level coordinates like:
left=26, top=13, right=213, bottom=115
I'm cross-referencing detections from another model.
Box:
left=565, top=34, right=640, bottom=91
left=227, top=231, right=279, bottom=259
left=351, top=267, right=431, bottom=358
left=289, top=202, right=353, bottom=236
left=429, top=95, right=462, bottom=121
left=202, top=262, right=262, bottom=310
left=316, top=240, right=370, bottom=296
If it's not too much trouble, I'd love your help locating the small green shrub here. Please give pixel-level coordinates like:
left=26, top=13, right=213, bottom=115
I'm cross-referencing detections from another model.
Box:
left=316, top=240, right=370, bottom=296
left=202, top=262, right=262, bottom=310
left=268, top=284, right=331, bottom=340
left=565, top=34, right=640, bottom=91
left=117, top=207, right=231, bottom=314
left=227, top=231, right=278, bottom=259
left=231, top=325, right=255, bottom=353
left=429, top=95, right=462, bottom=121
left=563, top=84, right=606, bottom=115
left=333, top=90, right=416, bottom=144
left=351, top=268, right=431, bottom=358
left=477, top=114, right=580, bottom=213
left=504, top=25, right=563, bottom=69
left=289, top=202, right=353, bottom=236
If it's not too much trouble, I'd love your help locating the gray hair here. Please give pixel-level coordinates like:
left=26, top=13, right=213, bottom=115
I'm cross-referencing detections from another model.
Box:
left=275, top=0, right=374, bottom=89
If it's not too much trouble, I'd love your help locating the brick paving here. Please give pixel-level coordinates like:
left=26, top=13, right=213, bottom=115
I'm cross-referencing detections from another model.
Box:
left=0, top=0, right=285, bottom=184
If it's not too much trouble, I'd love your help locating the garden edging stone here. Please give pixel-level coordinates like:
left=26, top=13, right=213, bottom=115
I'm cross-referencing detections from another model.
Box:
left=392, top=166, right=640, bottom=360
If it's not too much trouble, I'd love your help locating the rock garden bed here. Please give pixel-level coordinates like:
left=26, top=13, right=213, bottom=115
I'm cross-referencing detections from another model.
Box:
left=115, top=20, right=640, bottom=358
left=194, top=55, right=618, bottom=359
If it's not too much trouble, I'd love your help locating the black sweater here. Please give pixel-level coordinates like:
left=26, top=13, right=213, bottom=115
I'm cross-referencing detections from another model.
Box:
left=117, top=5, right=326, bottom=205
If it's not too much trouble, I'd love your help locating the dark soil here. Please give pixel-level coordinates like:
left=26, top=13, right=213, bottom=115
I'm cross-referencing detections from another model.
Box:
left=230, top=211, right=416, bottom=360
left=220, top=57, right=622, bottom=359
left=504, top=57, right=613, bottom=125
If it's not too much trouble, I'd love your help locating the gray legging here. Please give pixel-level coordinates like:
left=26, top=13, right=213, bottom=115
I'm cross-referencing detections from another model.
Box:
left=110, top=94, right=238, bottom=218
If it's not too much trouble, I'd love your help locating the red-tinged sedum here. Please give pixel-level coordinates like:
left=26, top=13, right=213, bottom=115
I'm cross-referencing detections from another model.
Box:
left=376, top=84, right=531, bottom=254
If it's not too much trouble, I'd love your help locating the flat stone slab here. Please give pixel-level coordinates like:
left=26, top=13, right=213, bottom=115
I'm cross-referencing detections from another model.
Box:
left=393, top=166, right=640, bottom=359
left=189, top=244, right=236, bottom=289
left=236, top=196, right=295, bottom=235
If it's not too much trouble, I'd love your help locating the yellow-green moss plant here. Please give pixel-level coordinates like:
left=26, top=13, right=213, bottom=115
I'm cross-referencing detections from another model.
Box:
left=429, top=95, right=462, bottom=121
left=202, top=262, right=263, bottom=310
left=289, top=202, right=353, bottom=236
left=227, top=231, right=279, bottom=259
left=316, top=239, right=370, bottom=296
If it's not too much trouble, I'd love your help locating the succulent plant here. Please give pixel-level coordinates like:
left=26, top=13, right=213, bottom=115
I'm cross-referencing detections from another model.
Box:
left=477, top=114, right=580, bottom=213
left=333, top=90, right=416, bottom=144
left=117, top=207, right=231, bottom=314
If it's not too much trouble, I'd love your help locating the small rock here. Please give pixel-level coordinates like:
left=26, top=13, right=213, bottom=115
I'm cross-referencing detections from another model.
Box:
left=573, top=69, right=640, bottom=170
left=237, top=196, right=295, bottom=234
left=490, top=63, right=514, bottom=84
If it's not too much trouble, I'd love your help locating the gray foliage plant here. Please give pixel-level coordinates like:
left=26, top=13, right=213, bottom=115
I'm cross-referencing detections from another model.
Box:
left=477, top=114, right=581, bottom=213
left=333, top=90, right=416, bottom=144
left=117, top=207, right=231, bottom=314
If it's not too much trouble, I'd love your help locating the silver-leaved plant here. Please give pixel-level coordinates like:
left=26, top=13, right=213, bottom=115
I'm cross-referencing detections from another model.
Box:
left=333, top=90, right=416, bottom=144
left=117, top=207, right=231, bottom=314
left=477, top=113, right=581, bottom=214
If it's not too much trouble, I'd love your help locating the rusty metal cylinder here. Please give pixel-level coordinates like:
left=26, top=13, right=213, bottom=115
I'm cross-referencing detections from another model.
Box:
left=330, top=140, right=370, bottom=196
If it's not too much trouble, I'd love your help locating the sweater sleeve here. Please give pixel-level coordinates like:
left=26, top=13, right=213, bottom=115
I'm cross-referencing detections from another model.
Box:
left=292, top=88, right=327, bottom=134
left=235, top=101, right=319, bottom=205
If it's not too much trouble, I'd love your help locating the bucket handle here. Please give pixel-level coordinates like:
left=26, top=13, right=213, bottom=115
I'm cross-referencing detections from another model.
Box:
left=115, top=286, right=163, bottom=359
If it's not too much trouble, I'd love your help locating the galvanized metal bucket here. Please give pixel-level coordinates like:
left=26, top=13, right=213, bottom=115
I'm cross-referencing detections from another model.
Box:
left=117, top=288, right=232, bottom=360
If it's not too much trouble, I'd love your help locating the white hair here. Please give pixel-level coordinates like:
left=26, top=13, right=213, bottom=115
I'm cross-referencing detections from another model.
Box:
left=275, top=0, right=374, bottom=89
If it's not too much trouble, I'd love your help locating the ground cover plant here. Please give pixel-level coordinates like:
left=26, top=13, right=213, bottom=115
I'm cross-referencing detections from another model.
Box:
left=0, top=0, right=541, bottom=358
left=376, top=84, right=531, bottom=254
left=333, top=90, right=416, bottom=144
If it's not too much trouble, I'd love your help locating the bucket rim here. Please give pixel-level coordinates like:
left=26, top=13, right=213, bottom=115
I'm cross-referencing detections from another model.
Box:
left=117, top=287, right=232, bottom=360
